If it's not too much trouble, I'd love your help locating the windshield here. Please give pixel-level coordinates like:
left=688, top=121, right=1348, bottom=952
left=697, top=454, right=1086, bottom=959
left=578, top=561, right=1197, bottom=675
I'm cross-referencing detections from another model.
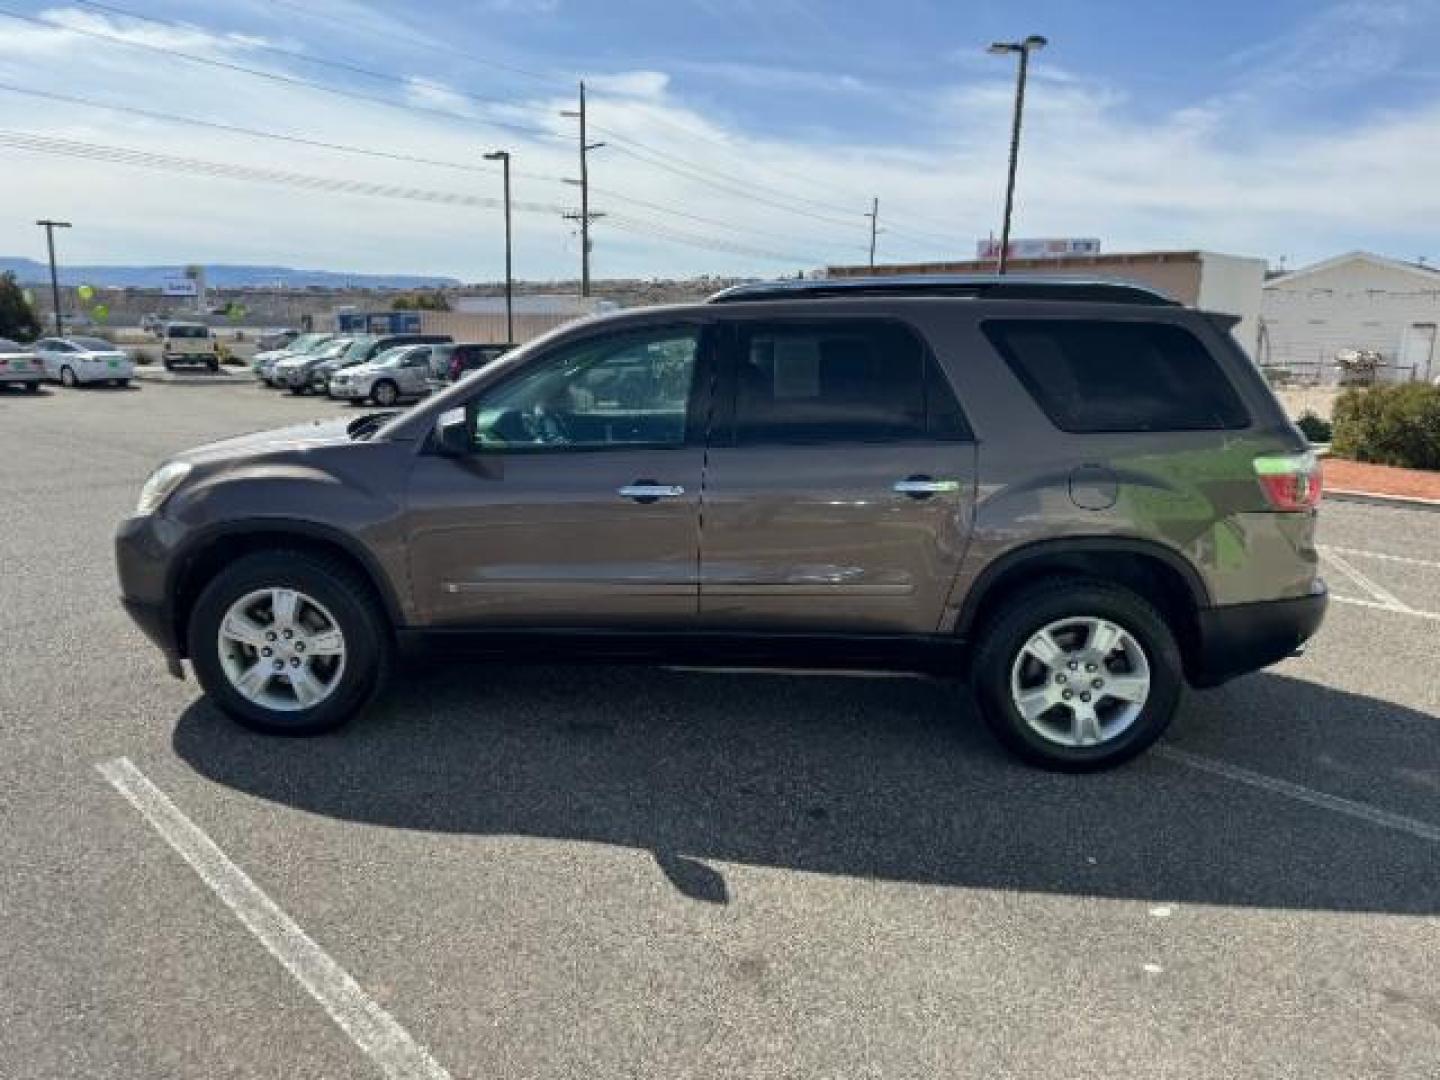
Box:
left=291, top=333, right=331, bottom=353
left=343, top=335, right=379, bottom=361
left=166, top=325, right=209, bottom=339
left=313, top=339, right=354, bottom=360
left=72, top=337, right=116, bottom=351
left=371, top=346, right=414, bottom=367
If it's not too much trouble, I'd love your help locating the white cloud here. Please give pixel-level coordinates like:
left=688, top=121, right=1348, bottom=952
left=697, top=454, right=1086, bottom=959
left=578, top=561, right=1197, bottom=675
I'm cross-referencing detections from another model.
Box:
left=586, top=70, right=670, bottom=99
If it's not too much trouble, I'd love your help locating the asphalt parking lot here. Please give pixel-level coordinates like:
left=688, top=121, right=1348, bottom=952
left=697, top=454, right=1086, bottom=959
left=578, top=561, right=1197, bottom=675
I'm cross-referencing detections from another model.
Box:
left=3, top=380, right=1437, bottom=1079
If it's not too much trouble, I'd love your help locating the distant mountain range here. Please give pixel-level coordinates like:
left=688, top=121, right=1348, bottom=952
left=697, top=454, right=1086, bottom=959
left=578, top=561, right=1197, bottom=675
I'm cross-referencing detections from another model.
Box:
left=0, top=257, right=459, bottom=290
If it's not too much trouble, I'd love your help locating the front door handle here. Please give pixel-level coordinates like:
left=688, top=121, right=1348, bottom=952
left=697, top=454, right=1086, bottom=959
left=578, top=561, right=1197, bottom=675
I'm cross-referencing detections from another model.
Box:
left=893, top=476, right=960, bottom=499
left=619, top=480, right=686, bottom=504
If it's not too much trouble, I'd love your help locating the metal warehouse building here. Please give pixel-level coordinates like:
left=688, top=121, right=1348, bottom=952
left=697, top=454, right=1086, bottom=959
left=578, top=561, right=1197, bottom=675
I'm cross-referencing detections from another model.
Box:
left=1259, top=252, right=1440, bottom=384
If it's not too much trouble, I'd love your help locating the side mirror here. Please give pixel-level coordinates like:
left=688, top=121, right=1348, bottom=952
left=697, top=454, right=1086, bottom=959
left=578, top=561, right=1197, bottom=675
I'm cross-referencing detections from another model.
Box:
left=435, top=418, right=473, bottom=456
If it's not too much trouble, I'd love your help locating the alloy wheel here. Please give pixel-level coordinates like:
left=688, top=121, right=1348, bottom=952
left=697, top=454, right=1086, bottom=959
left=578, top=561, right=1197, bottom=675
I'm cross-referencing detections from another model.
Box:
left=217, top=587, right=347, bottom=712
left=1008, top=616, right=1151, bottom=748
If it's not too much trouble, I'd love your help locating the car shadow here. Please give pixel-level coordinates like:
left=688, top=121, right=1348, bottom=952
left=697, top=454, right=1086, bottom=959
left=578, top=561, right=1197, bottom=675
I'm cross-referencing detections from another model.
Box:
left=173, top=666, right=1439, bottom=914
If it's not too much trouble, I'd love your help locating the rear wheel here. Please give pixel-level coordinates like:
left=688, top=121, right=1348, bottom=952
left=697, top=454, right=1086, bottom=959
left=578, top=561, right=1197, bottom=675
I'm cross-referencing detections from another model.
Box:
left=59, top=366, right=78, bottom=388
left=207, top=358, right=219, bottom=373
left=970, top=577, right=1183, bottom=771
left=371, top=379, right=399, bottom=407
left=23, top=381, right=41, bottom=393
left=187, top=551, right=392, bottom=735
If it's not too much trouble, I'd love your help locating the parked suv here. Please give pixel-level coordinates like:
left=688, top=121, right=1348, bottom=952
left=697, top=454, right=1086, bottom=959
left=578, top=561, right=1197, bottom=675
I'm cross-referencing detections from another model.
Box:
left=328, top=343, right=437, bottom=405
left=160, top=322, right=218, bottom=372
left=307, top=333, right=452, bottom=395
left=116, top=277, right=1326, bottom=770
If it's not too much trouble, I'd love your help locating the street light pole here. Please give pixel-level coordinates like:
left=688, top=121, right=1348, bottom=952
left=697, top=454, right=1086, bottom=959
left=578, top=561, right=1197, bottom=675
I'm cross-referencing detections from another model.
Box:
left=483, top=150, right=514, bottom=344
left=988, top=35, right=1047, bottom=275
left=36, top=219, right=72, bottom=335
left=865, top=197, right=880, bottom=268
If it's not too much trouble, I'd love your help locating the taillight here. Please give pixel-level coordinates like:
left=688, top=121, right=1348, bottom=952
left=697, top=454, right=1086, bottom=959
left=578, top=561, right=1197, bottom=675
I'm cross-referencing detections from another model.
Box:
left=1254, top=451, right=1323, bottom=511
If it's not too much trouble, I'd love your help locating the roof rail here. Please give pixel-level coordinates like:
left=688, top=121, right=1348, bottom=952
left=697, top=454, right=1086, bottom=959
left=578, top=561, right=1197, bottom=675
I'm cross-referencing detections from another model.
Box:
left=706, top=274, right=1178, bottom=306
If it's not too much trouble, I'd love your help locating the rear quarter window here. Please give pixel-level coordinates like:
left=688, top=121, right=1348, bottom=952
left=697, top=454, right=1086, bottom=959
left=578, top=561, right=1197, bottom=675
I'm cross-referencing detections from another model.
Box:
left=982, top=319, right=1250, bottom=433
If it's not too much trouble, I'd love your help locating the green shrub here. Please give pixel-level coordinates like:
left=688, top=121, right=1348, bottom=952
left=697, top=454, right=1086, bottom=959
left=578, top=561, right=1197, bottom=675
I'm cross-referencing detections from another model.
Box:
left=1295, top=411, right=1332, bottom=443
left=1331, top=384, right=1440, bottom=471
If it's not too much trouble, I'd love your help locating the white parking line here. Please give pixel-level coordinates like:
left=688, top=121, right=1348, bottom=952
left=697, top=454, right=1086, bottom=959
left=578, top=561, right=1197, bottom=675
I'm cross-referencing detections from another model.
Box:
left=1330, top=595, right=1440, bottom=622
left=96, top=758, right=451, bottom=1080
left=1321, top=545, right=1440, bottom=572
left=1320, top=548, right=1414, bottom=612
left=1159, top=748, right=1440, bottom=844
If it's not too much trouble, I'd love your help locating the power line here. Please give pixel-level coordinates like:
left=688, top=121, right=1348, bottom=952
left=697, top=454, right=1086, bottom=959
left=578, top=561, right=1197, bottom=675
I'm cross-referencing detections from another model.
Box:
left=0, top=130, right=819, bottom=265
left=0, top=5, right=557, bottom=139
left=0, top=83, right=855, bottom=254
left=54, top=0, right=957, bottom=246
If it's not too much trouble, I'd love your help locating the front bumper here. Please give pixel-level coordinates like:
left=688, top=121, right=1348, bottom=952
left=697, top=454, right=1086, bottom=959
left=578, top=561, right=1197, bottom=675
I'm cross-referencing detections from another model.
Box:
left=116, top=513, right=183, bottom=663
left=1189, top=583, right=1328, bottom=687
left=329, top=381, right=365, bottom=398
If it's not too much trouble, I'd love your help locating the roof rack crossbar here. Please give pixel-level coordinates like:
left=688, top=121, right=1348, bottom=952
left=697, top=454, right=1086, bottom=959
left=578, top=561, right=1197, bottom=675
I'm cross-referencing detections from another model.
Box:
left=707, top=274, right=1178, bottom=307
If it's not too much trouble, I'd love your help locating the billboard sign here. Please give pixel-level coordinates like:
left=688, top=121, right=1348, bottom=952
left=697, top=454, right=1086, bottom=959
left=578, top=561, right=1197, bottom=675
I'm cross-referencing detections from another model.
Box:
left=162, top=275, right=199, bottom=297
left=976, top=238, right=1101, bottom=260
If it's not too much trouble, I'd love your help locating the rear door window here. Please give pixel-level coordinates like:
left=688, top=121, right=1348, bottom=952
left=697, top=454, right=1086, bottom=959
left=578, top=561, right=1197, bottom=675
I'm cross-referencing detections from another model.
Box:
left=730, top=320, right=969, bottom=444
left=983, top=319, right=1250, bottom=432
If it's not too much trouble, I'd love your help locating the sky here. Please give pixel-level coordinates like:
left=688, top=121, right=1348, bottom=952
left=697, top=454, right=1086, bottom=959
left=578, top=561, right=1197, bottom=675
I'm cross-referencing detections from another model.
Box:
left=2, top=0, right=1440, bottom=282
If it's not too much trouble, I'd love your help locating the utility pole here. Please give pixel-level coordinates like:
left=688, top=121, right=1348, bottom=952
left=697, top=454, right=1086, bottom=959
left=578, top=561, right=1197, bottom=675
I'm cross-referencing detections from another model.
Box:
left=483, top=149, right=514, bottom=343
left=560, top=81, right=605, bottom=297
left=865, top=197, right=880, bottom=268
left=987, top=35, right=1047, bottom=274
left=36, top=219, right=71, bottom=335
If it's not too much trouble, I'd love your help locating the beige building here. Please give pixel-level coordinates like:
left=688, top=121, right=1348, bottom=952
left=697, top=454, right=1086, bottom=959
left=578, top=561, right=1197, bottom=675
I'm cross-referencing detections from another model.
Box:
left=1259, top=252, right=1440, bottom=384
left=827, top=250, right=1268, bottom=356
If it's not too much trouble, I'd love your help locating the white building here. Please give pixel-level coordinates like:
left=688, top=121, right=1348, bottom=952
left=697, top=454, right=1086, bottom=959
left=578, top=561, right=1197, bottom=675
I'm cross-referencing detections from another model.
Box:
left=1260, top=252, right=1440, bottom=384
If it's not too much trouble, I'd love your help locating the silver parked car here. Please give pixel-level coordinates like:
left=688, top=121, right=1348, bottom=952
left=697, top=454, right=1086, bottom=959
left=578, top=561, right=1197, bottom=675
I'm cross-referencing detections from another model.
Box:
left=0, top=338, right=44, bottom=392
left=327, top=343, right=436, bottom=405
left=34, top=336, right=135, bottom=387
left=253, top=332, right=334, bottom=384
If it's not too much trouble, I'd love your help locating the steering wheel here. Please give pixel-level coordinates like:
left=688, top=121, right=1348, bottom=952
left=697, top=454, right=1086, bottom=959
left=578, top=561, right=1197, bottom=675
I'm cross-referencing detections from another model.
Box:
left=522, top=404, right=570, bottom=444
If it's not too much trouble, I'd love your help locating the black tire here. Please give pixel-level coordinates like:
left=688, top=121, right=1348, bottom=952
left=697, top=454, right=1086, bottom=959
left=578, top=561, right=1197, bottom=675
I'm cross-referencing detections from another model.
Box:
left=371, top=379, right=399, bottom=407
left=970, top=577, right=1184, bottom=771
left=207, top=358, right=219, bottom=373
left=163, top=358, right=175, bottom=372
left=23, top=381, right=41, bottom=393
left=288, top=384, right=308, bottom=395
left=187, top=550, right=392, bottom=735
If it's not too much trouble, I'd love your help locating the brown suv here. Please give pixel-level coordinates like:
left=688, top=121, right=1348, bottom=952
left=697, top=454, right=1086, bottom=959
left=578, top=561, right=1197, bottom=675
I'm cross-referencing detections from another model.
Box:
left=116, top=277, right=1326, bottom=770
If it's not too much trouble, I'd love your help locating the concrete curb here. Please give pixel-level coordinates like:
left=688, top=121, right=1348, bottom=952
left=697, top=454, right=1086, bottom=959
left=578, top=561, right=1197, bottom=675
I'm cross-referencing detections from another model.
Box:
left=1327, top=488, right=1440, bottom=513
left=131, top=367, right=254, bottom=386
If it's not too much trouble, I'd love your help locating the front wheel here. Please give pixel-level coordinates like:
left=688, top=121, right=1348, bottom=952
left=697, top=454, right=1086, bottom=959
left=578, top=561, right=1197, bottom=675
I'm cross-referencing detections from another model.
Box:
left=371, top=379, right=399, bottom=407
left=187, top=551, right=392, bottom=735
left=59, top=366, right=78, bottom=388
left=970, top=577, right=1184, bottom=771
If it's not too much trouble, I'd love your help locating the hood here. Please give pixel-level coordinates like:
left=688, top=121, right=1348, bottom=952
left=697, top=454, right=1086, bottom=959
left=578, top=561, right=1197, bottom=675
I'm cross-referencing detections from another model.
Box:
left=174, top=417, right=357, bottom=465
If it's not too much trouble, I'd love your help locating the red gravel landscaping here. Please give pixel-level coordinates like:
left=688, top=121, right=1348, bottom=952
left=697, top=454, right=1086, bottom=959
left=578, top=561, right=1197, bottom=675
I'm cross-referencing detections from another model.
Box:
left=1323, top=458, right=1440, bottom=503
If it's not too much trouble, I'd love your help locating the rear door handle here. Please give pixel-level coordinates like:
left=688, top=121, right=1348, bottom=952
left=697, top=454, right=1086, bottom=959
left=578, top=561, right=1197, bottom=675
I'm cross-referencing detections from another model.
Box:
left=619, top=481, right=686, bottom=503
left=893, top=476, right=960, bottom=498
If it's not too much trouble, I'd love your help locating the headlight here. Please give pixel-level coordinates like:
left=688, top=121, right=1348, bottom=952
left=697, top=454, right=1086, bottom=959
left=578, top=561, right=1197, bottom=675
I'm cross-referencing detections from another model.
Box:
left=136, top=461, right=193, bottom=515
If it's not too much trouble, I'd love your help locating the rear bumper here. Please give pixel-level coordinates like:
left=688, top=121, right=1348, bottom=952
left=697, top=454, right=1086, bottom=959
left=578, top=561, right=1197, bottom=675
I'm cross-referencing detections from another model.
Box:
left=1189, top=583, right=1328, bottom=687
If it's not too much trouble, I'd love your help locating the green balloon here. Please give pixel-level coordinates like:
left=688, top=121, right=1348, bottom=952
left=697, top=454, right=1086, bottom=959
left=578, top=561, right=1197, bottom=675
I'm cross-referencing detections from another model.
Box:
left=77, top=284, right=95, bottom=301
left=92, top=304, right=109, bottom=322
left=22, top=288, right=34, bottom=306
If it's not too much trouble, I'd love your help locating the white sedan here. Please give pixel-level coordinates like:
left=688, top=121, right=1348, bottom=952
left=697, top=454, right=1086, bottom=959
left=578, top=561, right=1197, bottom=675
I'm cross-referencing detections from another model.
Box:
left=33, top=336, right=135, bottom=388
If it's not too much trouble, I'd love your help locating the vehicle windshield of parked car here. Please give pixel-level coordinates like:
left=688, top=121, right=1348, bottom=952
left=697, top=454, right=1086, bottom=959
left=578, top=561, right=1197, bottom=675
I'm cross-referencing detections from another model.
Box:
left=312, top=339, right=353, bottom=360
left=370, top=346, right=414, bottom=367
left=342, top=335, right=379, bottom=361
left=166, top=325, right=209, bottom=339
left=471, top=327, right=698, bottom=449
left=289, top=333, right=329, bottom=352
left=72, top=337, right=115, bottom=351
